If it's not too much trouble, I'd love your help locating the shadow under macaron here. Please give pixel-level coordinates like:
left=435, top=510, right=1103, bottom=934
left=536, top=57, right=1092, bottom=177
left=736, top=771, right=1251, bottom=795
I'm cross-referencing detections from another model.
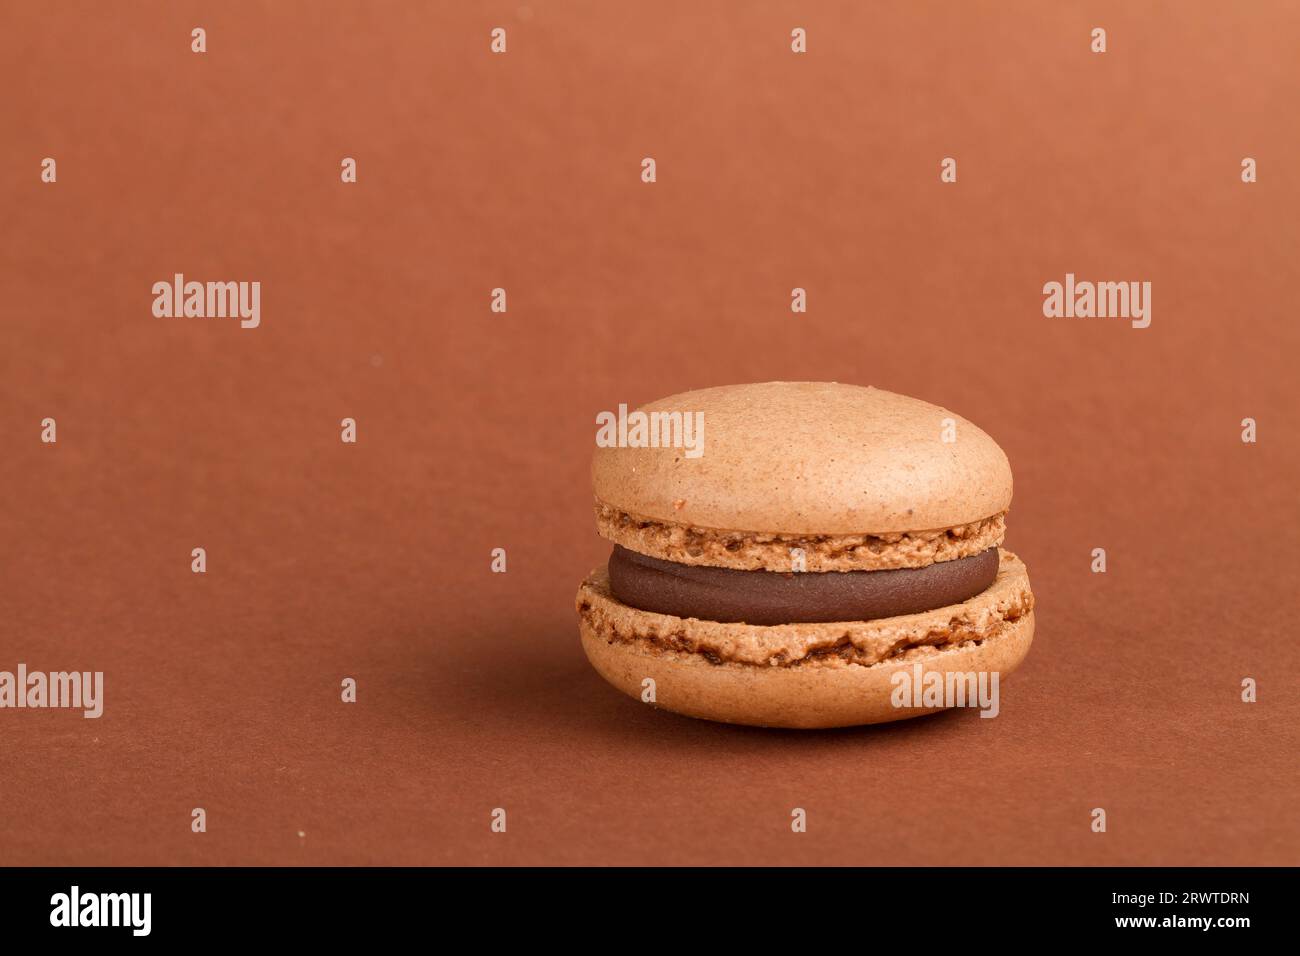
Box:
left=450, top=626, right=973, bottom=753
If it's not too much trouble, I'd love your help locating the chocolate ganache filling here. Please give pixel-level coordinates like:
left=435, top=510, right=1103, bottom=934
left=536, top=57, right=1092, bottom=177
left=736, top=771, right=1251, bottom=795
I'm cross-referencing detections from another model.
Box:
left=608, top=545, right=1000, bottom=625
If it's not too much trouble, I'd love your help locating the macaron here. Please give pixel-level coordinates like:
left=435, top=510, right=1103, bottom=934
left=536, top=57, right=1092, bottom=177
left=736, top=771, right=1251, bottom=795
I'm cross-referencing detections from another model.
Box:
left=575, top=381, right=1035, bottom=729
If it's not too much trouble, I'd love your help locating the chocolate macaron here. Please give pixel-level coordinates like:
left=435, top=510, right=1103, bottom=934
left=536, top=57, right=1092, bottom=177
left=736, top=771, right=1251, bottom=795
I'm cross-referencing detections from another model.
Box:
left=576, top=382, right=1035, bottom=728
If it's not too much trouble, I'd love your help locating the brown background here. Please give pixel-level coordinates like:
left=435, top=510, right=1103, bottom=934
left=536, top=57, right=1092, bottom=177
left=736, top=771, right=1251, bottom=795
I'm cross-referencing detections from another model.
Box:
left=2, top=1, right=1297, bottom=866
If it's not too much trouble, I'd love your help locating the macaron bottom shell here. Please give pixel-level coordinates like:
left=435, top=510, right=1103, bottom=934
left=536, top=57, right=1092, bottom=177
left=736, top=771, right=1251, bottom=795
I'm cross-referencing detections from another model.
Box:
left=580, top=611, right=1033, bottom=729
left=577, top=551, right=1035, bottom=729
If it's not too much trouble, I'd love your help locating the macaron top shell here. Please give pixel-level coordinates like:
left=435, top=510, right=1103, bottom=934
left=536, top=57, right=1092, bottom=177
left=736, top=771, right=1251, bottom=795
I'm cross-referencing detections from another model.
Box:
left=592, top=382, right=1012, bottom=536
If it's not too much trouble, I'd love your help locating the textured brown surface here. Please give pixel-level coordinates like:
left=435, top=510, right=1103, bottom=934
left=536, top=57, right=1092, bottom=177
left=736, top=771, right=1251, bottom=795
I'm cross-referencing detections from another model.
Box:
left=592, top=382, right=1014, bottom=534
left=2, top=1, right=1299, bottom=865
